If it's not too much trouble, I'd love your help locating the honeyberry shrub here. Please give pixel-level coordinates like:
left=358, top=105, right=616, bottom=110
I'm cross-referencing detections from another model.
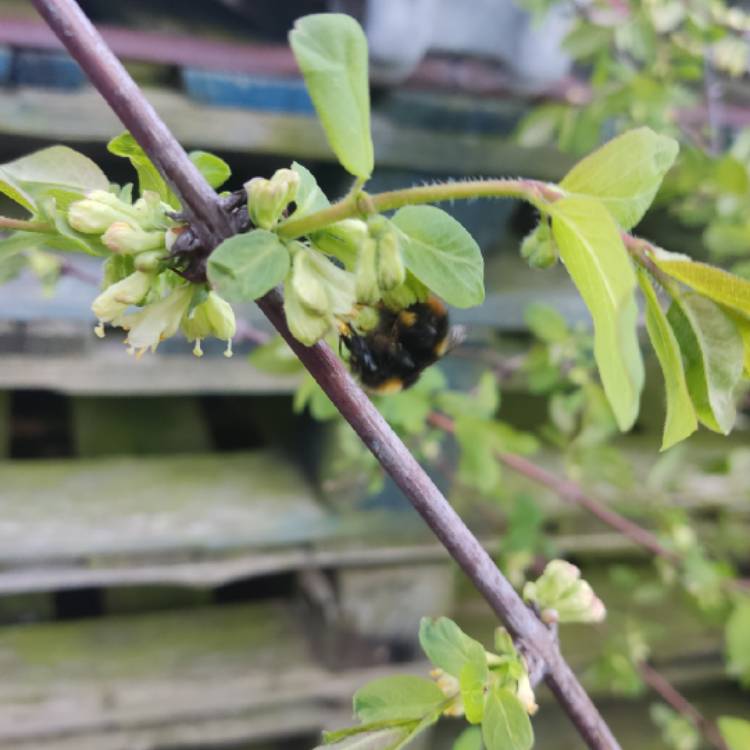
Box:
left=0, top=10, right=749, bottom=747
left=515, top=0, right=750, bottom=277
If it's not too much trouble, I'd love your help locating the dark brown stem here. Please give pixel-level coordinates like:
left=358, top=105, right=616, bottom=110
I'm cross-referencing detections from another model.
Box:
left=33, top=1, right=621, bottom=747
left=638, top=661, right=729, bottom=750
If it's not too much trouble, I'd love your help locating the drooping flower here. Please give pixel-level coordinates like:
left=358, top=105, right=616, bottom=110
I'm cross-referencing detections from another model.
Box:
left=91, top=270, right=154, bottom=337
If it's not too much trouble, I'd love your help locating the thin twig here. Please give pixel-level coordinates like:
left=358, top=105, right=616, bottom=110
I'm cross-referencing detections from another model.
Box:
left=427, top=411, right=680, bottom=563
left=638, top=661, right=729, bottom=750
left=32, top=1, right=621, bottom=748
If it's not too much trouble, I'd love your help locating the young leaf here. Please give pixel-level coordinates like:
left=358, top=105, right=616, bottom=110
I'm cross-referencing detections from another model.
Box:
left=460, top=660, right=488, bottom=724
left=207, top=230, right=290, bottom=301
left=724, top=309, right=750, bottom=376
left=550, top=195, right=644, bottom=430
left=667, top=293, right=743, bottom=434
left=453, top=727, right=483, bottom=750
left=419, top=617, right=487, bottom=678
left=189, top=150, right=231, bottom=189
left=289, top=14, right=373, bottom=178
left=637, top=269, right=697, bottom=449
left=481, top=687, right=534, bottom=750
left=108, top=132, right=179, bottom=207
left=652, top=248, right=750, bottom=318
left=524, top=303, right=569, bottom=343
left=392, top=206, right=484, bottom=308
left=353, top=675, right=445, bottom=723
left=289, top=161, right=330, bottom=221
left=454, top=416, right=502, bottom=494
left=559, top=127, right=679, bottom=229
left=719, top=716, right=750, bottom=750
left=0, top=146, right=109, bottom=213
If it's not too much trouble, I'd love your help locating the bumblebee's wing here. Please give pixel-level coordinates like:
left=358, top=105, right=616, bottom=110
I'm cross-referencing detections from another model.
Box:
left=435, top=324, right=466, bottom=358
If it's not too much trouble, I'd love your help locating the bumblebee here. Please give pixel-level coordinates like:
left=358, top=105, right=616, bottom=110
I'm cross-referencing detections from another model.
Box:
left=340, top=295, right=463, bottom=393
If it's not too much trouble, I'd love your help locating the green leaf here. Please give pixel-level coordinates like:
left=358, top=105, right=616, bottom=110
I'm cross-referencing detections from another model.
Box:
left=460, top=660, right=488, bottom=725
left=560, top=127, right=679, bottom=229
left=0, top=146, right=109, bottom=213
left=454, top=416, right=502, bottom=494
left=108, top=132, right=177, bottom=207
left=353, top=675, right=445, bottom=723
left=481, top=687, right=533, bottom=750
left=419, top=617, right=487, bottom=678
left=652, top=248, right=750, bottom=318
left=550, top=195, right=644, bottom=430
left=726, top=599, right=750, bottom=687
left=719, top=716, right=750, bottom=750
left=289, top=161, right=330, bottom=220
left=524, top=303, right=569, bottom=343
left=392, top=206, right=484, bottom=308
left=189, top=150, right=231, bottom=189
left=637, top=270, right=697, bottom=449
left=207, top=229, right=290, bottom=301
left=289, top=14, right=373, bottom=178
left=248, top=335, right=304, bottom=375
left=437, top=372, right=499, bottom=421
left=667, top=294, right=743, bottom=434
left=452, top=727, right=483, bottom=750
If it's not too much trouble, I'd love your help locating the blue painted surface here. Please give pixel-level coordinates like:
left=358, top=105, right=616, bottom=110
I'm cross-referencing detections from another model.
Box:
left=0, top=46, right=11, bottom=85
left=14, top=50, right=86, bottom=89
left=182, top=68, right=314, bottom=114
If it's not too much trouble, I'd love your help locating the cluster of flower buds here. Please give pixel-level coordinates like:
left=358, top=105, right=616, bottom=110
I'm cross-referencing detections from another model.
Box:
left=282, top=212, right=415, bottom=346
left=68, top=189, right=236, bottom=357
left=355, top=216, right=406, bottom=303
left=245, top=168, right=300, bottom=230
left=523, top=559, right=606, bottom=624
left=520, top=221, right=559, bottom=269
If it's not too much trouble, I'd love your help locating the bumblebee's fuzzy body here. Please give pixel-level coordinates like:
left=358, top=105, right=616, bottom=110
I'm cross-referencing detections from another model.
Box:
left=340, top=296, right=452, bottom=393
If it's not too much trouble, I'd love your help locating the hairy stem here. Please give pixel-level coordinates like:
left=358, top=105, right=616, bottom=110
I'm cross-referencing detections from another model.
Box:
left=34, top=1, right=621, bottom=747
left=277, top=179, right=561, bottom=238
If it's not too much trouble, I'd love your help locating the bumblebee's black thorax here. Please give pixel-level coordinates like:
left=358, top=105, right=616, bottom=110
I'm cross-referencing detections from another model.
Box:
left=341, top=296, right=450, bottom=393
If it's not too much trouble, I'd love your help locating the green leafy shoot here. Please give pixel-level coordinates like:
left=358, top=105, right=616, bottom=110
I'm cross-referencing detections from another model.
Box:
left=418, top=617, right=487, bottom=678
left=482, top=687, right=534, bottom=750
left=289, top=13, right=374, bottom=178
left=353, top=676, right=446, bottom=723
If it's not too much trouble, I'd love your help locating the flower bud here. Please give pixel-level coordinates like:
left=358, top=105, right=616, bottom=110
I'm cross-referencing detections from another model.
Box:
left=291, top=247, right=331, bottom=316
left=312, top=218, right=368, bottom=270
left=376, top=230, right=405, bottom=291
left=68, top=190, right=139, bottom=234
left=355, top=237, right=380, bottom=304
left=523, top=559, right=606, bottom=624
left=283, top=277, right=330, bottom=346
left=520, top=223, right=558, bottom=269
left=516, top=672, right=539, bottom=715
left=245, top=168, right=300, bottom=230
left=102, top=222, right=166, bottom=255
left=132, top=190, right=169, bottom=230
left=92, top=270, right=153, bottom=325
left=134, top=250, right=166, bottom=273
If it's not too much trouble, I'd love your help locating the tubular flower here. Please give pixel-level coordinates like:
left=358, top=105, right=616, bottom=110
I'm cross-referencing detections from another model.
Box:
left=181, top=291, right=237, bottom=358
left=116, top=285, right=193, bottom=356
left=91, top=270, right=154, bottom=337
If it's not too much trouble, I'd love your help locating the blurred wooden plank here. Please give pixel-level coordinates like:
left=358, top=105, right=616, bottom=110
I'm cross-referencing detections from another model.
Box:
left=0, top=451, right=330, bottom=566
left=0, top=600, right=426, bottom=748
left=0, top=348, right=300, bottom=395
left=0, top=86, right=570, bottom=178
